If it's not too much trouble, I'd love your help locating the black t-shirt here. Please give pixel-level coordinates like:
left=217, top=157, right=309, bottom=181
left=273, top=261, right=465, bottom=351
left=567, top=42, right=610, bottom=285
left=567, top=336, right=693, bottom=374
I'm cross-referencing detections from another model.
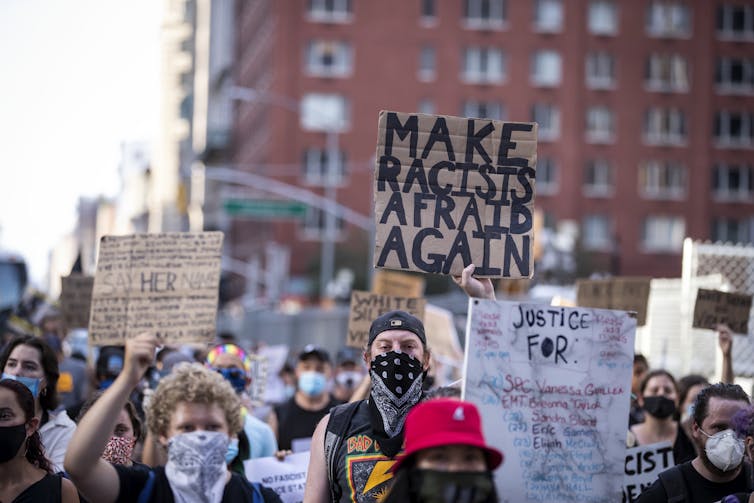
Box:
left=637, top=461, right=750, bottom=503
left=275, top=395, right=341, bottom=450
left=113, top=465, right=282, bottom=503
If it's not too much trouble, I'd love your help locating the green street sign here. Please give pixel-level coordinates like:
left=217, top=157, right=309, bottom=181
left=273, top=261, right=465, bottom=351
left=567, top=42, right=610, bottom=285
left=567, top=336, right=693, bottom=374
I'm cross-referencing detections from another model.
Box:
left=223, top=199, right=308, bottom=219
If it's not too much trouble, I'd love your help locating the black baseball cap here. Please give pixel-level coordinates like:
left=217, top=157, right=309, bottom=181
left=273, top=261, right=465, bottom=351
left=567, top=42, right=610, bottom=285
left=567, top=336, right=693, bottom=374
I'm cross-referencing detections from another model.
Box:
left=368, top=310, right=426, bottom=346
left=299, top=344, right=331, bottom=364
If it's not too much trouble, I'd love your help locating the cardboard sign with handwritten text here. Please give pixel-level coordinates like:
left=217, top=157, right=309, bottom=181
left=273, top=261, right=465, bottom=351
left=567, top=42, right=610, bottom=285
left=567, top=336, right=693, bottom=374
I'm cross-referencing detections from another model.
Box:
left=576, top=277, right=651, bottom=326
left=89, top=232, right=223, bottom=345
left=463, top=299, right=636, bottom=502
left=372, top=269, right=425, bottom=298
left=60, top=275, right=95, bottom=329
left=346, top=290, right=426, bottom=348
left=373, top=111, right=537, bottom=278
left=693, top=289, right=752, bottom=334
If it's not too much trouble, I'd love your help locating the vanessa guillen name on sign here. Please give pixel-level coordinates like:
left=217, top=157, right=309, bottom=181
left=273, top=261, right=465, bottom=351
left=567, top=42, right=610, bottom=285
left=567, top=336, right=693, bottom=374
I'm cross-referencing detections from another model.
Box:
left=373, top=111, right=538, bottom=278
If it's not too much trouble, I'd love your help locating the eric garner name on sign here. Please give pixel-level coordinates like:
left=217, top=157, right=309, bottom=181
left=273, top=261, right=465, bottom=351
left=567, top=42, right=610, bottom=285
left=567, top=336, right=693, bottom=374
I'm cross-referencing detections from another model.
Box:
left=373, top=111, right=537, bottom=278
left=463, top=299, right=636, bottom=503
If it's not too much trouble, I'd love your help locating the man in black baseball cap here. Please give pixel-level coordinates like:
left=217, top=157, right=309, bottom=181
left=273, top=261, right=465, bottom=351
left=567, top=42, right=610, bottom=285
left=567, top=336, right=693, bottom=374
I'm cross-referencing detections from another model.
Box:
left=304, top=309, right=432, bottom=502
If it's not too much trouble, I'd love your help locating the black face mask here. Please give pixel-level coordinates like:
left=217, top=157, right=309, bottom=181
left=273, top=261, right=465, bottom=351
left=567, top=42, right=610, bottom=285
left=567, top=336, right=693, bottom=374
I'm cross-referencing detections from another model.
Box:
left=0, top=423, right=27, bottom=463
left=410, top=468, right=496, bottom=503
left=642, top=396, right=676, bottom=419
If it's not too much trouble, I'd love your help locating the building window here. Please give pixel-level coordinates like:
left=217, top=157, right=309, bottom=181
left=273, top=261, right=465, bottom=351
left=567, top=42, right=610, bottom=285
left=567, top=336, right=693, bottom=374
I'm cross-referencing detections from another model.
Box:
left=585, top=106, right=615, bottom=143
left=532, top=103, right=560, bottom=141
left=418, top=46, right=436, bottom=81
left=717, top=5, right=754, bottom=40
left=305, top=40, right=352, bottom=77
left=463, top=0, right=506, bottom=29
left=418, top=98, right=435, bottom=115
left=583, top=159, right=614, bottom=197
left=639, top=160, right=687, bottom=199
left=712, top=218, right=754, bottom=244
left=534, top=0, right=563, bottom=32
left=645, top=53, right=689, bottom=92
left=462, top=47, right=505, bottom=83
left=714, top=111, right=754, bottom=148
left=307, top=0, right=352, bottom=23
left=642, top=216, right=685, bottom=252
left=643, top=107, right=687, bottom=145
left=531, top=50, right=562, bottom=87
left=300, top=93, right=349, bottom=131
left=301, top=207, right=345, bottom=239
left=537, top=157, right=559, bottom=195
left=421, top=0, right=436, bottom=21
left=716, top=58, right=754, bottom=94
left=462, top=100, right=504, bottom=120
left=588, top=0, right=618, bottom=35
left=582, top=215, right=612, bottom=251
left=303, top=148, right=346, bottom=186
left=585, top=51, right=616, bottom=89
left=712, top=163, right=754, bottom=201
left=646, top=1, right=691, bottom=37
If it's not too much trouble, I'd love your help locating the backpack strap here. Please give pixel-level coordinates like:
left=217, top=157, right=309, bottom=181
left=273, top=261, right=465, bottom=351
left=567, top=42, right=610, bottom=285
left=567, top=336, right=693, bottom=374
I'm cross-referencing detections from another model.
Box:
left=325, top=401, right=361, bottom=502
left=658, top=465, right=688, bottom=503
left=136, top=469, right=156, bottom=503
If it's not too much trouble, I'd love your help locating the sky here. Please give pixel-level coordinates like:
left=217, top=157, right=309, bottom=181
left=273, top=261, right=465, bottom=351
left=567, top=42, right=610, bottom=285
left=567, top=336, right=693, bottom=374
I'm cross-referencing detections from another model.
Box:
left=0, top=0, right=161, bottom=288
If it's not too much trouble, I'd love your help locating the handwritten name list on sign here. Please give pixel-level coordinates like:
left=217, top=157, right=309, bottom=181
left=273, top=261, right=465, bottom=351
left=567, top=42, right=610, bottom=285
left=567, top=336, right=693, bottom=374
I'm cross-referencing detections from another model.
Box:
left=463, top=299, right=636, bottom=502
left=373, top=111, right=537, bottom=278
left=89, top=232, right=223, bottom=345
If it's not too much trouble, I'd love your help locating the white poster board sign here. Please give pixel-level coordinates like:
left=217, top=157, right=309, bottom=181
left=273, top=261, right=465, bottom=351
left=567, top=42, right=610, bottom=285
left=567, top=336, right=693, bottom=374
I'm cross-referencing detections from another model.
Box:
left=244, top=451, right=310, bottom=503
left=463, top=299, right=636, bottom=502
left=622, top=442, right=674, bottom=502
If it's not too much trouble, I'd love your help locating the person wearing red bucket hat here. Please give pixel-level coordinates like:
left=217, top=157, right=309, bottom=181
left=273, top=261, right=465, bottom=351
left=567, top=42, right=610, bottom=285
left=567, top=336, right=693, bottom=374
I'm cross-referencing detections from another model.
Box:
left=384, top=398, right=502, bottom=503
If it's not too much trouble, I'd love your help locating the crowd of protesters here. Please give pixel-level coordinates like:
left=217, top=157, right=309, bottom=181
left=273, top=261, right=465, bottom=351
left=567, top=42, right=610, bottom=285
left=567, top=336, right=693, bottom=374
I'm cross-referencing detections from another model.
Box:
left=0, top=265, right=752, bottom=502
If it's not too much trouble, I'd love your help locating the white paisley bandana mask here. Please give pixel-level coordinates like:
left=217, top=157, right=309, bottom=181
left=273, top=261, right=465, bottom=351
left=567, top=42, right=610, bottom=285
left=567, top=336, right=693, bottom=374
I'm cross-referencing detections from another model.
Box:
left=165, top=430, right=229, bottom=503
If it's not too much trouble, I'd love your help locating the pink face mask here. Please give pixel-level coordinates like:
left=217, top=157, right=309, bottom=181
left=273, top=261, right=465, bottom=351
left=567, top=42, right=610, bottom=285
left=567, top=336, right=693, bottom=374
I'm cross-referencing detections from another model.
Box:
left=102, top=436, right=136, bottom=465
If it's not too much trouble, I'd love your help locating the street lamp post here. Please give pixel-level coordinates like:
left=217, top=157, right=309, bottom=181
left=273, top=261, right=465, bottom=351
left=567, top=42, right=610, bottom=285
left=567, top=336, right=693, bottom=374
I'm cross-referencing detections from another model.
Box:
left=228, top=86, right=343, bottom=300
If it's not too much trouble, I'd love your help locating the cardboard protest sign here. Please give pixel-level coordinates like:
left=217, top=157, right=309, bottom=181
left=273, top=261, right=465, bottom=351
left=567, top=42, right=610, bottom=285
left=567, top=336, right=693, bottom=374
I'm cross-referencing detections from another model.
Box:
left=623, top=442, right=674, bottom=503
left=346, top=290, right=426, bottom=348
left=89, top=232, right=223, bottom=345
left=372, top=269, right=425, bottom=298
left=576, top=277, right=651, bottom=326
left=464, top=299, right=636, bottom=502
left=244, top=452, right=310, bottom=503
left=60, top=275, right=94, bottom=329
left=693, top=288, right=752, bottom=334
left=373, top=111, right=537, bottom=278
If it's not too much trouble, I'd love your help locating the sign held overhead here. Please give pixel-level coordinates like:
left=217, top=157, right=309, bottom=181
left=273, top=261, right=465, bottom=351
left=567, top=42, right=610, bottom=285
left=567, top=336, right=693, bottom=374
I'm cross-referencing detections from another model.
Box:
left=693, top=288, right=752, bottom=335
left=89, top=232, right=223, bottom=345
left=373, top=111, right=537, bottom=278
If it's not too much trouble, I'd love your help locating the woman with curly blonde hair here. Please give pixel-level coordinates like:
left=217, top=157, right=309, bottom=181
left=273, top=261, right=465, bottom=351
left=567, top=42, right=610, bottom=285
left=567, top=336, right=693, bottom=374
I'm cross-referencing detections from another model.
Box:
left=64, top=334, right=281, bottom=503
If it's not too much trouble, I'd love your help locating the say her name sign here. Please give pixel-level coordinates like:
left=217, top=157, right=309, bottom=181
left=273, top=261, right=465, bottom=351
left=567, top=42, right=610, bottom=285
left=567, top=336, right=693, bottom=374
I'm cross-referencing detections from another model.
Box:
left=463, top=299, right=636, bottom=502
left=374, top=111, right=537, bottom=278
left=89, top=232, right=223, bottom=345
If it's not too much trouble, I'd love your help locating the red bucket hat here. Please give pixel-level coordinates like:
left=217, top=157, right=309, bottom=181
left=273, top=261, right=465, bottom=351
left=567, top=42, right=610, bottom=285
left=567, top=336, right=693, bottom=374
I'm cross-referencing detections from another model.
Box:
left=392, top=398, right=503, bottom=472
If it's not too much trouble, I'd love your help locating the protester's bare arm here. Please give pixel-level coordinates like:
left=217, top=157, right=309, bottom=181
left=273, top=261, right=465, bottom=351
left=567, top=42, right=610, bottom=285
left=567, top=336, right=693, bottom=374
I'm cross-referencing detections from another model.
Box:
left=718, top=323, right=734, bottom=384
left=61, top=478, right=80, bottom=503
left=64, top=333, right=158, bottom=503
left=303, top=414, right=331, bottom=503
left=452, top=264, right=495, bottom=300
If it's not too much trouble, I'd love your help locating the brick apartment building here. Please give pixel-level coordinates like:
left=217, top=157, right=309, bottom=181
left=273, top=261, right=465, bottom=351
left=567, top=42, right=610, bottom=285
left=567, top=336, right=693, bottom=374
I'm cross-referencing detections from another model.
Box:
left=228, top=0, right=754, bottom=297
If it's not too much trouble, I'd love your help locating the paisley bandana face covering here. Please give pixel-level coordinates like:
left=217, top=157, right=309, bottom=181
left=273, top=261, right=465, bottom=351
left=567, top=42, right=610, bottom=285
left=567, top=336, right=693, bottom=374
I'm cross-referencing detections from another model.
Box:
left=369, top=350, right=423, bottom=439
left=165, top=430, right=229, bottom=503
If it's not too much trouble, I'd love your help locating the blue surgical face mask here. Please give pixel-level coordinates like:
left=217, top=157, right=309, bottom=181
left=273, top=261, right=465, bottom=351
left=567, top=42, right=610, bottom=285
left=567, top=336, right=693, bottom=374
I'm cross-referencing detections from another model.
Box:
left=298, top=371, right=327, bottom=397
left=283, top=384, right=296, bottom=399
left=2, top=373, right=42, bottom=397
left=225, top=437, right=239, bottom=464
